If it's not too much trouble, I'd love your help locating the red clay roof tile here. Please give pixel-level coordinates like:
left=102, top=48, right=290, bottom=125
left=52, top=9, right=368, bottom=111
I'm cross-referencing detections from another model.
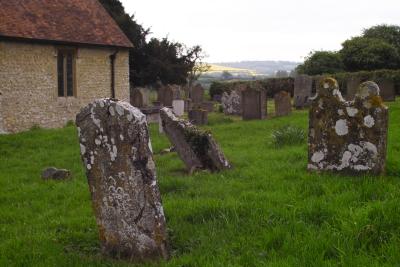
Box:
left=0, top=0, right=133, bottom=48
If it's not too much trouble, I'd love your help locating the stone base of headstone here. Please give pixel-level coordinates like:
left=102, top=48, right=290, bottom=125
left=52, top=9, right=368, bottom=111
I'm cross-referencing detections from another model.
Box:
left=160, top=107, right=231, bottom=173
left=188, top=109, right=208, bottom=125
left=172, top=100, right=185, bottom=116
left=76, top=99, right=169, bottom=261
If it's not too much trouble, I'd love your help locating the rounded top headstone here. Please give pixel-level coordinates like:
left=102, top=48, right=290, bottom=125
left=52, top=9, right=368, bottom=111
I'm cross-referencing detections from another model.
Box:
left=356, top=81, right=380, bottom=99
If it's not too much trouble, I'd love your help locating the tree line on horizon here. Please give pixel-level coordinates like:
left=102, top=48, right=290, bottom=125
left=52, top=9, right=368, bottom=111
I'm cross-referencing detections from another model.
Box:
left=296, top=24, right=400, bottom=76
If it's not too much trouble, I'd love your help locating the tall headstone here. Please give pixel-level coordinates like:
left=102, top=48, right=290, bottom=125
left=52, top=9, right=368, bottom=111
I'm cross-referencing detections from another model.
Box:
left=274, top=91, right=292, bottom=117
left=308, top=78, right=388, bottom=175
left=160, top=86, right=173, bottom=107
left=377, top=79, right=396, bottom=102
left=190, top=84, right=204, bottom=104
left=242, top=87, right=266, bottom=120
left=131, top=88, right=144, bottom=108
left=221, top=90, right=242, bottom=115
left=76, top=99, right=169, bottom=261
left=172, top=99, right=185, bottom=116
left=294, top=75, right=312, bottom=109
left=160, top=107, right=231, bottom=173
left=345, top=76, right=361, bottom=100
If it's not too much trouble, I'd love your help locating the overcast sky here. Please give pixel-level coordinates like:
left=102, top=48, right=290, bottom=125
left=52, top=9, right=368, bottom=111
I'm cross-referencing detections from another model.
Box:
left=120, top=0, right=400, bottom=63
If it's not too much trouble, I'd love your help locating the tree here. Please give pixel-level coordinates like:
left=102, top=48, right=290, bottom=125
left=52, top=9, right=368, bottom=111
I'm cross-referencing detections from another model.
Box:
left=185, top=45, right=210, bottom=87
left=296, top=51, right=344, bottom=75
left=221, top=71, right=233, bottom=80
left=99, top=0, right=204, bottom=86
left=340, top=37, right=399, bottom=71
left=363, top=24, right=400, bottom=53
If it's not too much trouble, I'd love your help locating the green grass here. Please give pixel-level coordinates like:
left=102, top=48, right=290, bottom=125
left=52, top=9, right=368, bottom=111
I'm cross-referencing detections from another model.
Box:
left=0, top=99, right=399, bottom=267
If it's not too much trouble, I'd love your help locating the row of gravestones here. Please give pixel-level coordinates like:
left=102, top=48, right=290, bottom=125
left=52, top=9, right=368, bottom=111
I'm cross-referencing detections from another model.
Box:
left=294, top=74, right=396, bottom=109
left=75, top=76, right=388, bottom=262
left=221, top=85, right=292, bottom=120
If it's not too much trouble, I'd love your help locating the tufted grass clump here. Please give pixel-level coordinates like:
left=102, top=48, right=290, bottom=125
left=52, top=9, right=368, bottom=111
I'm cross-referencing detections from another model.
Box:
left=271, top=125, right=307, bottom=148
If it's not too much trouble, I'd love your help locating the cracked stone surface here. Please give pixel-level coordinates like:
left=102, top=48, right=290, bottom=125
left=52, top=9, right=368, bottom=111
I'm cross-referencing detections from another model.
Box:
left=160, top=107, right=231, bottom=173
left=308, top=78, right=388, bottom=175
left=76, top=98, right=169, bottom=262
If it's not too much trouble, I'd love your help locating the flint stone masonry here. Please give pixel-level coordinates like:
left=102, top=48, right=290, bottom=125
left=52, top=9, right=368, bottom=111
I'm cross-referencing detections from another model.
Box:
left=0, top=41, right=130, bottom=133
left=221, top=90, right=242, bottom=115
left=242, top=87, right=266, bottom=120
left=76, top=99, right=169, bottom=261
left=308, top=78, right=388, bottom=175
left=274, top=91, right=292, bottom=117
left=377, top=79, right=396, bottom=102
left=294, top=75, right=313, bottom=108
left=160, top=107, right=231, bottom=173
left=188, top=109, right=208, bottom=125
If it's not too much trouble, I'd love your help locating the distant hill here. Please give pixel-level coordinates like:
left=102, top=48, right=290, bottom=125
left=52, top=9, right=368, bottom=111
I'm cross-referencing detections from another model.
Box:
left=211, top=60, right=300, bottom=76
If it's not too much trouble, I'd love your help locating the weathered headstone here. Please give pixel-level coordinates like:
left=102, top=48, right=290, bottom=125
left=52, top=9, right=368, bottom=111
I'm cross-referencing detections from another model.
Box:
left=131, top=88, right=144, bottom=108
left=172, top=100, right=185, bottom=116
left=76, top=99, right=169, bottom=261
left=201, top=101, right=214, bottom=112
left=345, top=76, right=361, bottom=100
left=308, top=78, right=388, bottom=175
left=274, top=91, right=291, bottom=117
left=377, top=79, right=396, bottom=102
left=190, top=84, right=204, bottom=103
left=221, top=90, right=242, bottom=115
left=294, top=75, right=313, bottom=108
left=188, top=109, right=208, bottom=125
left=160, top=107, right=231, bottom=173
left=163, top=86, right=174, bottom=107
left=242, top=87, right=266, bottom=120
left=213, top=94, right=222, bottom=102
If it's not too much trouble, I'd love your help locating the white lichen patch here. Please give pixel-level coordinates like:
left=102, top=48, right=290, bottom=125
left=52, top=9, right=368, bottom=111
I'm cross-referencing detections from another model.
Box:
left=115, top=104, right=125, bottom=116
left=109, top=106, right=116, bottom=116
left=318, top=99, right=324, bottom=109
left=80, top=143, right=86, bottom=155
left=110, top=145, right=118, bottom=161
left=120, top=134, right=124, bottom=141
left=311, top=151, right=325, bottom=163
left=95, top=138, right=101, bottom=146
left=346, top=107, right=358, bottom=117
left=323, top=82, right=330, bottom=89
left=338, top=109, right=344, bottom=116
left=363, top=115, right=375, bottom=128
left=87, top=164, right=92, bottom=170
left=335, top=119, right=348, bottom=136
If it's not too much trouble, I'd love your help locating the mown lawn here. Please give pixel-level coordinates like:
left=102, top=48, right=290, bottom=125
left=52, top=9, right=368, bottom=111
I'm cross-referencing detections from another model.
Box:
left=0, top=99, right=399, bottom=267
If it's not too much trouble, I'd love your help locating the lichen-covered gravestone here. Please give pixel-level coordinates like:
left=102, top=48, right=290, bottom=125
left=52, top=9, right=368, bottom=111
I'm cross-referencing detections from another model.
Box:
left=308, top=78, right=388, bottom=175
left=221, top=90, right=242, bottom=115
left=160, top=107, right=231, bottom=173
left=294, top=74, right=313, bottom=108
left=274, top=90, right=291, bottom=117
left=76, top=99, right=169, bottom=261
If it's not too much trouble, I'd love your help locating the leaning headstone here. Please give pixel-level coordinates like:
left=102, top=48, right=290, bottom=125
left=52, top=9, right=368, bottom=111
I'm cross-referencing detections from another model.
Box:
left=308, top=78, right=388, bottom=175
left=172, top=99, right=185, bottom=116
left=242, top=87, right=266, bottom=120
left=377, top=79, right=396, bottom=102
left=274, top=91, right=292, bottom=117
left=221, top=90, right=242, bottom=115
left=76, top=99, right=169, bottom=261
left=345, top=76, right=361, bottom=100
left=190, top=84, right=204, bottom=104
left=188, top=109, right=208, bottom=125
left=160, top=107, right=231, bottom=173
left=294, top=75, right=313, bottom=108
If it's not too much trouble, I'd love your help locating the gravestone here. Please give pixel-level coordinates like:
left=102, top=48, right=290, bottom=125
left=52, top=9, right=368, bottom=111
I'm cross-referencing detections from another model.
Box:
left=242, top=87, right=266, bottom=120
left=172, top=100, right=185, bottom=116
left=163, top=86, right=174, bottom=107
left=221, top=90, right=242, bottom=115
left=308, top=78, right=388, bottom=175
left=188, top=109, right=208, bottom=125
left=160, top=107, right=231, bottom=173
left=190, top=84, right=204, bottom=103
left=184, top=99, right=192, bottom=112
left=76, top=99, right=169, bottom=261
left=274, top=91, right=291, bottom=116
left=131, top=88, right=144, bottom=108
left=201, top=101, right=214, bottom=112
left=377, top=79, right=396, bottom=102
left=294, top=75, right=313, bottom=108
left=345, top=76, right=361, bottom=100
left=213, top=94, right=222, bottom=102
